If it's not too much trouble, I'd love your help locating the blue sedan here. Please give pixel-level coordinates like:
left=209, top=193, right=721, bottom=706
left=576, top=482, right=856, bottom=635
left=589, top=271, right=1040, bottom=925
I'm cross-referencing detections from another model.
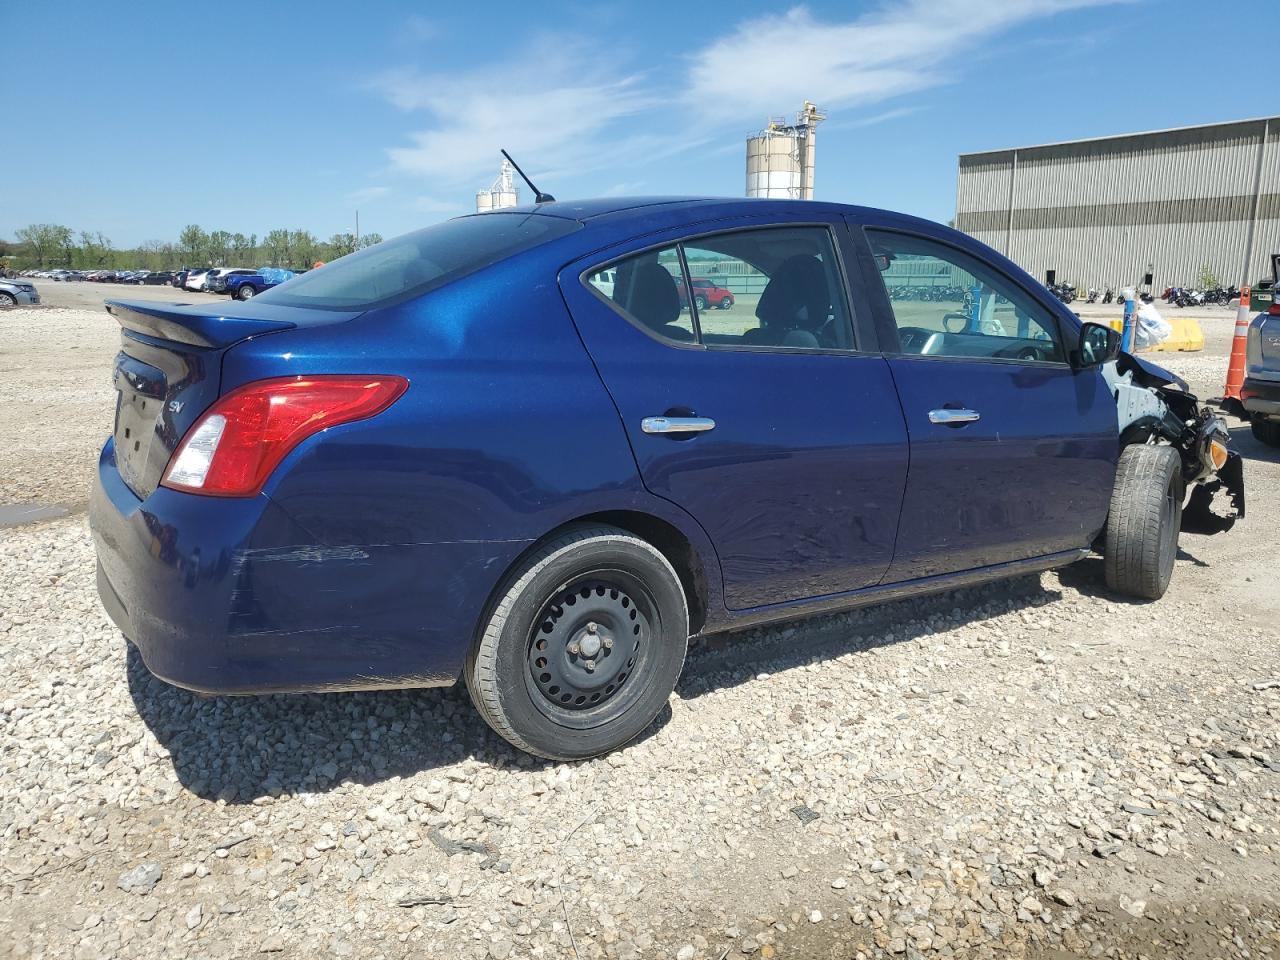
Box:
left=90, top=197, right=1243, bottom=759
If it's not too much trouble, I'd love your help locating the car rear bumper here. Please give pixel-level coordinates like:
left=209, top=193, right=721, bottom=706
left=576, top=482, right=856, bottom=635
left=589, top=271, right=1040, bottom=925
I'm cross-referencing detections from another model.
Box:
left=90, top=439, right=512, bottom=694
left=1242, top=377, right=1280, bottom=418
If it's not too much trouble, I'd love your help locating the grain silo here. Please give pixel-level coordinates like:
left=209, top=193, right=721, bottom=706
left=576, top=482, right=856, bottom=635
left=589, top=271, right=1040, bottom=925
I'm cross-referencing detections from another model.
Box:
left=746, top=102, right=824, bottom=200
left=476, top=159, right=520, bottom=212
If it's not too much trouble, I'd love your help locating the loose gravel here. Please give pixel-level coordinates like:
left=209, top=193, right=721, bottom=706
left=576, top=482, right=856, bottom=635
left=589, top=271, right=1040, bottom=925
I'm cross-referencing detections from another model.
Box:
left=2, top=302, right=1278, bottom=959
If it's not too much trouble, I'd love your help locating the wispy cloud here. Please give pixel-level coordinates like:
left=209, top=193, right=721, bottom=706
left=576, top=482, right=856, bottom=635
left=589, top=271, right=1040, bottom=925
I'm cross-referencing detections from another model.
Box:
left=685, top=1, right=1120, bottom=118
left=346, top=185, right=390, bottom=205
left=371, top=1, right=1119, bottom=196
left=373, top=38, right=659, bottom=190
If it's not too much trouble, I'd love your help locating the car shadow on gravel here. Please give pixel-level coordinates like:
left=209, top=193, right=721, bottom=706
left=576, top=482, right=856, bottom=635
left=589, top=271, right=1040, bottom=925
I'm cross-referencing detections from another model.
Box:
left=677, top=572, right=1065, bottom=698
left=125, top=645, right=673, bottom=803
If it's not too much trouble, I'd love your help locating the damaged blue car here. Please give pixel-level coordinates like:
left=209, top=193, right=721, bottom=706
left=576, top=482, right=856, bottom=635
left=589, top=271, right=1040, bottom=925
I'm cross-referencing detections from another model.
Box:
left=90, top=197, right=1244, bottom=760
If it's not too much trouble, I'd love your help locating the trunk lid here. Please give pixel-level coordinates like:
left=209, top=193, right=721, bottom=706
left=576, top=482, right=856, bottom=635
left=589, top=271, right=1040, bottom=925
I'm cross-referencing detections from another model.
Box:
left=105, top=299, right=359, bottom=499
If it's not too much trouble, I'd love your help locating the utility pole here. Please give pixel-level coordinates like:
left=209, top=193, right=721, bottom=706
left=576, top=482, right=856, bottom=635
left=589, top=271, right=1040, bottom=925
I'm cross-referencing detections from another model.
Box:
left=355, top=210, right=360, bottom=244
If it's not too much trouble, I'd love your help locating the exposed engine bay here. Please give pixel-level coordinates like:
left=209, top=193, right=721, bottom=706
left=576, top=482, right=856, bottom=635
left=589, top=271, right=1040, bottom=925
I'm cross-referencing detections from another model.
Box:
left=1103, top=352, right=1245, bottom=534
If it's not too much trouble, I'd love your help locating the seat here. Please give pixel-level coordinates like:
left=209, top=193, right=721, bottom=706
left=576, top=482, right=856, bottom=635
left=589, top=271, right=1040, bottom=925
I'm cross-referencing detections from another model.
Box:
left=622, top=261, right=695, bottom=342
left=742, top=255, right=832, bottom=347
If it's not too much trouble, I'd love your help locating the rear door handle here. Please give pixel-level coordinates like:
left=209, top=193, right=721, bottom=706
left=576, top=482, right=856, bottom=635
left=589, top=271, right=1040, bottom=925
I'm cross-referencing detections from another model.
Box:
left=928, top=408, right=981, bottom=425
left=641, top=416, right=716, bottom=435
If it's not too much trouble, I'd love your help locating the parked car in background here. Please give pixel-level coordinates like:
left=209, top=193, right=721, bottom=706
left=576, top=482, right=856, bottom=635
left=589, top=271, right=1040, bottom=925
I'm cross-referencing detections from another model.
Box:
left=183, top=269, right=214, bottom=292
left=90, top=198, right=1244, bottom=762
left=205, top=268, right=259, bottom=294
left=0, top=277, right=41, bottom=306
left=139, top=271, right=176, bottom=286
left=675, top=275, right=735, bottom=310
left=172, top=270, right=191, bottom=288
left=223, top=267, right=296, bottom=300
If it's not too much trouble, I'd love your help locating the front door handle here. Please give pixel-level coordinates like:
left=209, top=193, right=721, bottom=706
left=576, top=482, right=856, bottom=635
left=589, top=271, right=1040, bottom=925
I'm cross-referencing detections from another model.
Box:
left=928, top=408, right=981, bottom=425
left=641, top=416, right=716, bottom=435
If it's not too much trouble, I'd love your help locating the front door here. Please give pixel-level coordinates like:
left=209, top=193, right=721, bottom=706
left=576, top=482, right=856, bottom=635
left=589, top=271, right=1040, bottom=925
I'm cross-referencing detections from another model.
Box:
left=561, top=222, right=909, bottom=610
left=855, top=222, right=1118, bottom=581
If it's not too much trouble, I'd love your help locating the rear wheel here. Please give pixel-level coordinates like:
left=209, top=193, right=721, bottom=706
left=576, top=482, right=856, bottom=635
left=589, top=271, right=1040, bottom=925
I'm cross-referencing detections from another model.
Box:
left=1104, top=444, right=1183, bottom=600
left=1251, top=417, right=1280, bottom=448
left=237, top=285, right=256, bottom=300
left=694, top=295, right=708, bottom=311
left=466, top=524, right=688, bottom=760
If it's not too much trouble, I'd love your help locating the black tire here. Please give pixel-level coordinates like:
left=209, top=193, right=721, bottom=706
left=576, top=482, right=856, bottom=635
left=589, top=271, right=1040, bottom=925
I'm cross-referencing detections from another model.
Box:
left=719, top=296, right=733, bottom=310
left=465, top=524, right=688, bottom=760
left=1251, top=417, right=1280, bottom=448
left=0, top=292, right=17, bottom=306
left=237, top=284, right=256, bottom=300
left=694, top=295, right=708, bottom=311
left=1104, top=444, right=1183, bottom=600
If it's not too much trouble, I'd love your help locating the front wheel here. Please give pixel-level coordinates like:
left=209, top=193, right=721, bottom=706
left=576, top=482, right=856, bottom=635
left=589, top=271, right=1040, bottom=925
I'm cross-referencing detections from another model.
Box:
left=719, top=296, right=733, bottom=310
left=236, top=285, right=256, bottom=300
left=0, top=292, right=17, bottom=306
left=466, top=524, right=689, bottom=760
left=1104, top=444, right=1183, bottom=600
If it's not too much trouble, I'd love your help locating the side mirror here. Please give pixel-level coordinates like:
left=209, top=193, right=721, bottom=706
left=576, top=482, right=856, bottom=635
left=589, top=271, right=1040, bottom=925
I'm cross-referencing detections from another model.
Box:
left=1076, top=321, right=1121, bottom=368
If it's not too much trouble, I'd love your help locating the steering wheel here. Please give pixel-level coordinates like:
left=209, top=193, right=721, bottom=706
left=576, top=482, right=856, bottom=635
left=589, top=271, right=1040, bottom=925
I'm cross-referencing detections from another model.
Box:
left=942, top=312, right=970, bottom=333
left=1014, top=345, right=1043, bottom=361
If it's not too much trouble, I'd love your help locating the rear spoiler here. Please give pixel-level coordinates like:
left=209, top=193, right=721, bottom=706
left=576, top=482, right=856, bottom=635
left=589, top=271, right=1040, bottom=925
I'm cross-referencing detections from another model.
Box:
left=106, top=300, right=296, bottom=349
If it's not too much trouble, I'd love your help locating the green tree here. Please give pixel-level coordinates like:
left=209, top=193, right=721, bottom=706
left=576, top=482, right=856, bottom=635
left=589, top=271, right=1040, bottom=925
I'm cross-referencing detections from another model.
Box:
left=77, top=231, right=114, bottom=269
left=357, top=232, right=383, bottom=249
left=327, top=232, right=357, bottom=259
left=262, top=229, right=291, bottom=268
left=1197, top=263, right=1220, bottom=290
left=16, top=223, right=74, bottom=268
left=290, top=230, right=319, bottom=270
left=207, top=230, right=233, bottom=266
left=230, top=233, right=254, bottom=266
left=179, top=224, right=208, bottom=266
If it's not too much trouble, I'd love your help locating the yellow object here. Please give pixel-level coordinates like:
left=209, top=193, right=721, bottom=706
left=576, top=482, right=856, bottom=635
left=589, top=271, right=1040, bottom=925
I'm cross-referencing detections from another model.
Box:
left=1208, top=439, right=1228, bottom=470
left=1103, top=316, right=1204, bottom=352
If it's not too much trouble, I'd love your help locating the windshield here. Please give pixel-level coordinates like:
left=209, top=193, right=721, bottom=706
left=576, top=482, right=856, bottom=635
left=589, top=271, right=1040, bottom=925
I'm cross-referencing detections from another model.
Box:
left=256, top=213, right=581, bottom=310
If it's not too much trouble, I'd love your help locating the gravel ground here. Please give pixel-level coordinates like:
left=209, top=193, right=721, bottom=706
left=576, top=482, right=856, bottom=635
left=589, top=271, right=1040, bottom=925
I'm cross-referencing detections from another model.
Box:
left=2, top=299, right=1279, bottom=960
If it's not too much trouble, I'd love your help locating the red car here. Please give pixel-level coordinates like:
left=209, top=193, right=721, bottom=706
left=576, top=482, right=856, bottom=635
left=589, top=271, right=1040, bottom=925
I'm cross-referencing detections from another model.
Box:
left=676, top=276, right=735, bottom=310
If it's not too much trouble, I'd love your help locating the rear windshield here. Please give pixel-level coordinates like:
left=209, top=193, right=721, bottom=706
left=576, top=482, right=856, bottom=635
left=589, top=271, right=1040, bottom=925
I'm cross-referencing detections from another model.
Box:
left=256, top=213, right=580, bottom=310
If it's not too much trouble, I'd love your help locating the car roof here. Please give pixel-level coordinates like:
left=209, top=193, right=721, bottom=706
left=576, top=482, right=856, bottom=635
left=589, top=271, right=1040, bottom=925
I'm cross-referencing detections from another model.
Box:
left=487, top=195, right=888, bottom=223
left=460, top=196, right=945, bottom=244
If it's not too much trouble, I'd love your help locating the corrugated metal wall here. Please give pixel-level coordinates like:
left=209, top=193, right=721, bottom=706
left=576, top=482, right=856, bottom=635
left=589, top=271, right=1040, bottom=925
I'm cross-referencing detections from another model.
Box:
left=955, top=118, right=1280, bottom=291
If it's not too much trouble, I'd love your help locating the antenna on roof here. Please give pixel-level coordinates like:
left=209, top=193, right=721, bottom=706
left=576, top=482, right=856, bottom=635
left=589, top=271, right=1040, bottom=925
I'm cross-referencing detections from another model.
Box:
left=500, top=149, right=555, bottom=204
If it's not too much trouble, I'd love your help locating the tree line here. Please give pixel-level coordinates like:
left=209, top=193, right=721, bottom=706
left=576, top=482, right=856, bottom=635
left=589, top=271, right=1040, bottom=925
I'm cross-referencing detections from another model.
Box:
left=4, top=223, right=385, bottom=272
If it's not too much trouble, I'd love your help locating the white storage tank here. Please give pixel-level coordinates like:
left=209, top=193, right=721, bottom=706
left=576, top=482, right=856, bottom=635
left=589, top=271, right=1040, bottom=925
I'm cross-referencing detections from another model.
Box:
left=746, top=129, right=801, bottom=198
left=475, top=159, right=520, bottom=212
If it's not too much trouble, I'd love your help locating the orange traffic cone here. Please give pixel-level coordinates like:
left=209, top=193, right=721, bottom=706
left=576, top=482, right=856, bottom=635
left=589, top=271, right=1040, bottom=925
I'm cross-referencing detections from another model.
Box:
left=1223, top=285, right=1251, bottom=401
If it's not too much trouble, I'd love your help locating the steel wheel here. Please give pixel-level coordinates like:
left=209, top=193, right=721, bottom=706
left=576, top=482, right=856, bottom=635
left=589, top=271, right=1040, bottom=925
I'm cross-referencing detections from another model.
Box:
left=525, top=574, right=654, bottom=728
left=238, top=285, right=256, bottom=300
left=467, top=524, right=689, bottom=760
left=0, top=293, right=17, bottom=307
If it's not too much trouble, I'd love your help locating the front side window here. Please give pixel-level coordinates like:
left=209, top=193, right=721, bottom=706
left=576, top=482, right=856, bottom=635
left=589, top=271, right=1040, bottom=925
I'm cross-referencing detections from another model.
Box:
left=585, top=226, right=854, bottom=351
left=867, top=230, right=1064, bottom=363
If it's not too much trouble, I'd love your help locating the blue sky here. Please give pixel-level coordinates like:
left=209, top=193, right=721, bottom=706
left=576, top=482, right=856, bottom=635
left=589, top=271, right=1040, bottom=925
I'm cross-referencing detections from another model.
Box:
left=5, top=0, right=1271, bottom=247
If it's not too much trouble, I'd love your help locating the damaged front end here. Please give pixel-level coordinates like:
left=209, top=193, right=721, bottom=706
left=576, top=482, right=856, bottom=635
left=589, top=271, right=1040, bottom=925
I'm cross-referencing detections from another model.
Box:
left=1105, top=353, right=1245, bottom=534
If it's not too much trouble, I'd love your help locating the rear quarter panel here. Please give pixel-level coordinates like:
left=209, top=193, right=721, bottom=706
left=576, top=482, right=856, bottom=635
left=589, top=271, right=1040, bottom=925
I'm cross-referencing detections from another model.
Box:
left=218, top=252, right=726, bottom=678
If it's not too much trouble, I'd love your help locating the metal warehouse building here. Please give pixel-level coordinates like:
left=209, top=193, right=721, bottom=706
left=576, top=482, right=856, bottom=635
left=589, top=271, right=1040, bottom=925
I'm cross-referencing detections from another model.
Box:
left=955, top=117, right=1279, bottom=292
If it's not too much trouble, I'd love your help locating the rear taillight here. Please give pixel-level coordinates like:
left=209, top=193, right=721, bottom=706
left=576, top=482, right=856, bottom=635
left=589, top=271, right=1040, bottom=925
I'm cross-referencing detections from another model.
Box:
left=1268, top=303, right=1280, bottom=315
left=161, top=375, right=408, bottom=497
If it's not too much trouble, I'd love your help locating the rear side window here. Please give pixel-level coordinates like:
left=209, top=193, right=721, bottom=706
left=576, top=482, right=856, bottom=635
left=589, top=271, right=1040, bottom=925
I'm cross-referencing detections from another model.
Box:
left=585, top=226, right=854, bottom=351
left=257, top=213, right=580, bottom=310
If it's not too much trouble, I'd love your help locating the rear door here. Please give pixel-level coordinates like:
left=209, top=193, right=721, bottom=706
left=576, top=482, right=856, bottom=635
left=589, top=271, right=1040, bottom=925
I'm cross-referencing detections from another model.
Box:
left=561, top=219, right=909, bottom=611
left=850, top=219, right=1117, bottom=581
